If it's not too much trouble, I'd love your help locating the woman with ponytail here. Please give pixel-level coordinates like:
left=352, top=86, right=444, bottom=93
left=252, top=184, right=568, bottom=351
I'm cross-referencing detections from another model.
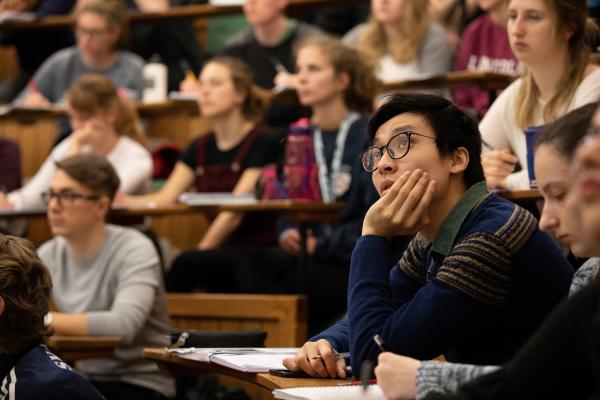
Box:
left=481, top=0, right=600, bottom=190
left=0, top=74, right=152, bottom=210
left=123, top=56, right=277, bottom=250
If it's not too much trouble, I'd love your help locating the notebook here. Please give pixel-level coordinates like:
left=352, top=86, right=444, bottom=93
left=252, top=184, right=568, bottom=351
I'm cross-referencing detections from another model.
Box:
left=168, top=347, right=298, bottom=373
left=178, top=192, right=258, bottom=206
left=273, top=384, right=385, bottom=400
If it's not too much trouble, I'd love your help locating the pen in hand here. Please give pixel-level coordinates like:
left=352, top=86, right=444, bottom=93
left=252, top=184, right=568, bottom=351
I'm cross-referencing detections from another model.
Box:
left=373, top=334, right=386, bottom=352
left=310, top=351, right=350, bottom=360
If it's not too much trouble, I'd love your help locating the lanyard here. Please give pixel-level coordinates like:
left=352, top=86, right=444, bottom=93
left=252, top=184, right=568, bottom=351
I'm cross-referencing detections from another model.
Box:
left=313, top=112, right=360, bottom=203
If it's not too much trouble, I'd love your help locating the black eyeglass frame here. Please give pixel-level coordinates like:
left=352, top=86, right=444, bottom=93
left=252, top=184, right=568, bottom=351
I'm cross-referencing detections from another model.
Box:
left=362, top=131, right=440, bottom=172
left=40, top=191, right=102, bottom=208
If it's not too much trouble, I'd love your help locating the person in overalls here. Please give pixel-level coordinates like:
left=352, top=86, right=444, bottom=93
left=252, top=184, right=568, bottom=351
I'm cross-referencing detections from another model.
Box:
left=122, top=56, right=279, bottom=291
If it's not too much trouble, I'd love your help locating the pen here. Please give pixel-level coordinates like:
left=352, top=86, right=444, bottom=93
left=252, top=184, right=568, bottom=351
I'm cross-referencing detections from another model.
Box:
left=360, top=360, right=374, bottom=393
left=310, top=351, right=350, bottom=360
left=373, top=334, right=386, bottom=352
left=179, top=60, right=197, bottom=82
left=270, top=56, right=288, bottom=74
left=337, top=378, right=377, bottom=386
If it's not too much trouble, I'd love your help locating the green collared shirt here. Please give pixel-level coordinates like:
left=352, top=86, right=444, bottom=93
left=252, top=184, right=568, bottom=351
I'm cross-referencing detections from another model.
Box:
left=430, top=181, right=489, bottom=256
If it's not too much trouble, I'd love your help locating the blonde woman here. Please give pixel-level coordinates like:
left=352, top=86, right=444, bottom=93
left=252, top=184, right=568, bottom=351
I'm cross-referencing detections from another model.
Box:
left=343, top=0, right=453, bottom=84
left=0, top=74, right=151, bottom=210
left=481, top=0, right=600, bottom=190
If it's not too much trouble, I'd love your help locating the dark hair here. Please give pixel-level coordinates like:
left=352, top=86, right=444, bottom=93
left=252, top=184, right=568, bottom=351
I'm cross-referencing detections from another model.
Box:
left=534, top=102, right=599, bottom=160
left=0, top=235, right=52, bottom=354
left=367, top=93, right=484, bottom=188
left=54, top=153, right=121, bottom=201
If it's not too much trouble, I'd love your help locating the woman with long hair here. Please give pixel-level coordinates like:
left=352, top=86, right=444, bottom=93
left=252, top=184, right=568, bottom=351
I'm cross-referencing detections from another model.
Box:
left=481, top=0, right=600, bottom=190
left=252, top=34, right=379, bottom=333
left=343, top=0, right=453, bottom=84
left=122, top=56, right=277, bottom=251
left=0, top=74, right=151, bottom=210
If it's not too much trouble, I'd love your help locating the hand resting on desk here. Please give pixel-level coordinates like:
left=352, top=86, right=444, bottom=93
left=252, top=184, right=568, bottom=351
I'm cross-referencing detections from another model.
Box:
left=282, top=339, right=347, bottom=379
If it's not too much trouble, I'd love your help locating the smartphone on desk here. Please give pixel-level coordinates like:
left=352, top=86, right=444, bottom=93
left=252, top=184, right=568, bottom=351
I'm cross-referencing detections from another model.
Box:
left=269, top=369, right=312, bottom=378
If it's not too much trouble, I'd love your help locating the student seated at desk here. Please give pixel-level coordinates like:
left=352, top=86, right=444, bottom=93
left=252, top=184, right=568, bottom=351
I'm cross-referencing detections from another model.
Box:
left=480, top=0, right=600, bottom=190
left=167, top=36, right=379, bottom=334
left=40, top=153, right=174, bottom=400
left=0, top=234, right=105, bottom=400
left=406, top=102, right=600, bottom=400
left=342, top=0, right=453, bottom=85
left=122, top=56, right=278, bottom=251
left=16, top=0, right=145, bottom=107
left=283, top=93, right=573, bottom=378
left=372, top=103, right=600, bottom=400
left=453, top=0, right=518, bottom=120
left=0, top=75, right=152, bottom=211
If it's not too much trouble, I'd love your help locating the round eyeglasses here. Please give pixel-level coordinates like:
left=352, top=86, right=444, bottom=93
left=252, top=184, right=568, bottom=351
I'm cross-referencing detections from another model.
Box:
left=361, top=131, right=439, bottom=172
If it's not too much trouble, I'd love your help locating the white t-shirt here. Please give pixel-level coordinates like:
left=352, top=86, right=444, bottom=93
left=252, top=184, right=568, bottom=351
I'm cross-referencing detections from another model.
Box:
left=8, top=136, right=152, bottom=210
left=480, top=67, right=600, bottom=189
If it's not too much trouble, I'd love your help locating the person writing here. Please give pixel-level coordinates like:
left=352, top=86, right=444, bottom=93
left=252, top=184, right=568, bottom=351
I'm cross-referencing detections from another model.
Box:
left=481, top=0, right=600, bottom=189
left=283, top=93, right=573, bottom=378
left=372, top=103, right=600, bottom=400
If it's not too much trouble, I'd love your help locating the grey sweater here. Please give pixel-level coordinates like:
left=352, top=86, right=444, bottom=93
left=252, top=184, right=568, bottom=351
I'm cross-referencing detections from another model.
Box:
left=415, top=257, right=600, bottom=399
left=39, top=224, right=174, bottom=398
left=17, top=46, right=145, bottom=103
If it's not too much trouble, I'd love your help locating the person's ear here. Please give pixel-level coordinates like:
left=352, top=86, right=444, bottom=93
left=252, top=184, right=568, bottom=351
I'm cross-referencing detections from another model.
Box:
left=336, top=71, right=350, bottom=92
left=96, top=196, right=111, bottom=219
left=449, top=147, right=469, bottom=175
left=0, top=296, right=5, bottom=317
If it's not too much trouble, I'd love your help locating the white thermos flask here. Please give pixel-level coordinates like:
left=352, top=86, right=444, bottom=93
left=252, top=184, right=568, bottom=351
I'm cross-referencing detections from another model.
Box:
left=143, top=54, right=168, bottom=103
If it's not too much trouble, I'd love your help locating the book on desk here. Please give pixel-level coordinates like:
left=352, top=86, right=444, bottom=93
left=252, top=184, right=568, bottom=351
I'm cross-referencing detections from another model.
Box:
left=168, top=347, right=298, bottom=373
left=178, top=192, right=258, bottom=206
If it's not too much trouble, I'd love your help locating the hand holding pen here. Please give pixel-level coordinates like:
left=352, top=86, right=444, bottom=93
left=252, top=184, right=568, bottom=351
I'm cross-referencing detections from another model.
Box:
left=282, top=339, right=347, bottom=379
left=373, top=335, right=422, bottom=400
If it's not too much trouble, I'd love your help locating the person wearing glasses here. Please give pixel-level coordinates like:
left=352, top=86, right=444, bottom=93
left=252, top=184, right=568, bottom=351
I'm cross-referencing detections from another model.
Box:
left=38, top=153, right=174, bottom=400
left=0, top=74, right=151, bottom=211
left=17, top=0, right=144, bottom=107
left=283, top=92, right=573, bottom=379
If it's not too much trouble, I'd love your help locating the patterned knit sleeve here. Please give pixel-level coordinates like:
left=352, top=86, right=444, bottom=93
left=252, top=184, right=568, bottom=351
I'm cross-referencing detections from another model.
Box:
left=398, top=234, right=429, bottom=285
left=416, top=361, right=501, bottom=399
left=434, top=206, right=537, bottom=306
left=569, top=258, right=600, bottom=296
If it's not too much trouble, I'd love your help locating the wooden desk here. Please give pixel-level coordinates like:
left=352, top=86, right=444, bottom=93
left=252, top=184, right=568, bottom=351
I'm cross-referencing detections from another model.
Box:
left=143, top=348, right=349, bottom=399
left=47, top=335, right=121, bottom=362
left=0, top=0, right=367, bottom=32
left=381, top=71, right=516, bottom=93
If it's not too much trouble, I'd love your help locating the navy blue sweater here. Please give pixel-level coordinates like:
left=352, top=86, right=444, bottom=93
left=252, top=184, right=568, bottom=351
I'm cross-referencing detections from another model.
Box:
left=0, top=345, right=105, bottom=399
left=314, top=182, right=573, bottom=375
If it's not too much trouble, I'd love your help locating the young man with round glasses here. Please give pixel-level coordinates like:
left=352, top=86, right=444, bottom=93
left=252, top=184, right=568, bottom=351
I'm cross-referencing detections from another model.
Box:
left=283, top=93, right=574, bottom=379
left=38, top=153, right=174, bottom=399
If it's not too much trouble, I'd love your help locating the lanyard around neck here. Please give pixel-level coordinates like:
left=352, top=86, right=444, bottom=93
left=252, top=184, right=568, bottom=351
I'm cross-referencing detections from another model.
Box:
left=313, top=112, right=359, bottom=203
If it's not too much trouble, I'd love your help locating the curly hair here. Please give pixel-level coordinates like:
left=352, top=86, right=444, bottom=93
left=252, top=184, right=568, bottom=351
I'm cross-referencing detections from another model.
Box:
left=0, top=235, right=53, bottom=354
left=295, top=34, right=378, bottom=114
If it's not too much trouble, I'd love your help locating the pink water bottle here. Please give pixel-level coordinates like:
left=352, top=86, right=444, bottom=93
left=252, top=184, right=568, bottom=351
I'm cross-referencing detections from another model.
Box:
left=284, top=118, right=321, bottom=201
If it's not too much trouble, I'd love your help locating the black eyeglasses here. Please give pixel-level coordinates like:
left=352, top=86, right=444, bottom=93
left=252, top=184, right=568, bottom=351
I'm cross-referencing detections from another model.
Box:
left=362, top=131, right=439, bottom=172
left=41, top=191, right=101, bottom=208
